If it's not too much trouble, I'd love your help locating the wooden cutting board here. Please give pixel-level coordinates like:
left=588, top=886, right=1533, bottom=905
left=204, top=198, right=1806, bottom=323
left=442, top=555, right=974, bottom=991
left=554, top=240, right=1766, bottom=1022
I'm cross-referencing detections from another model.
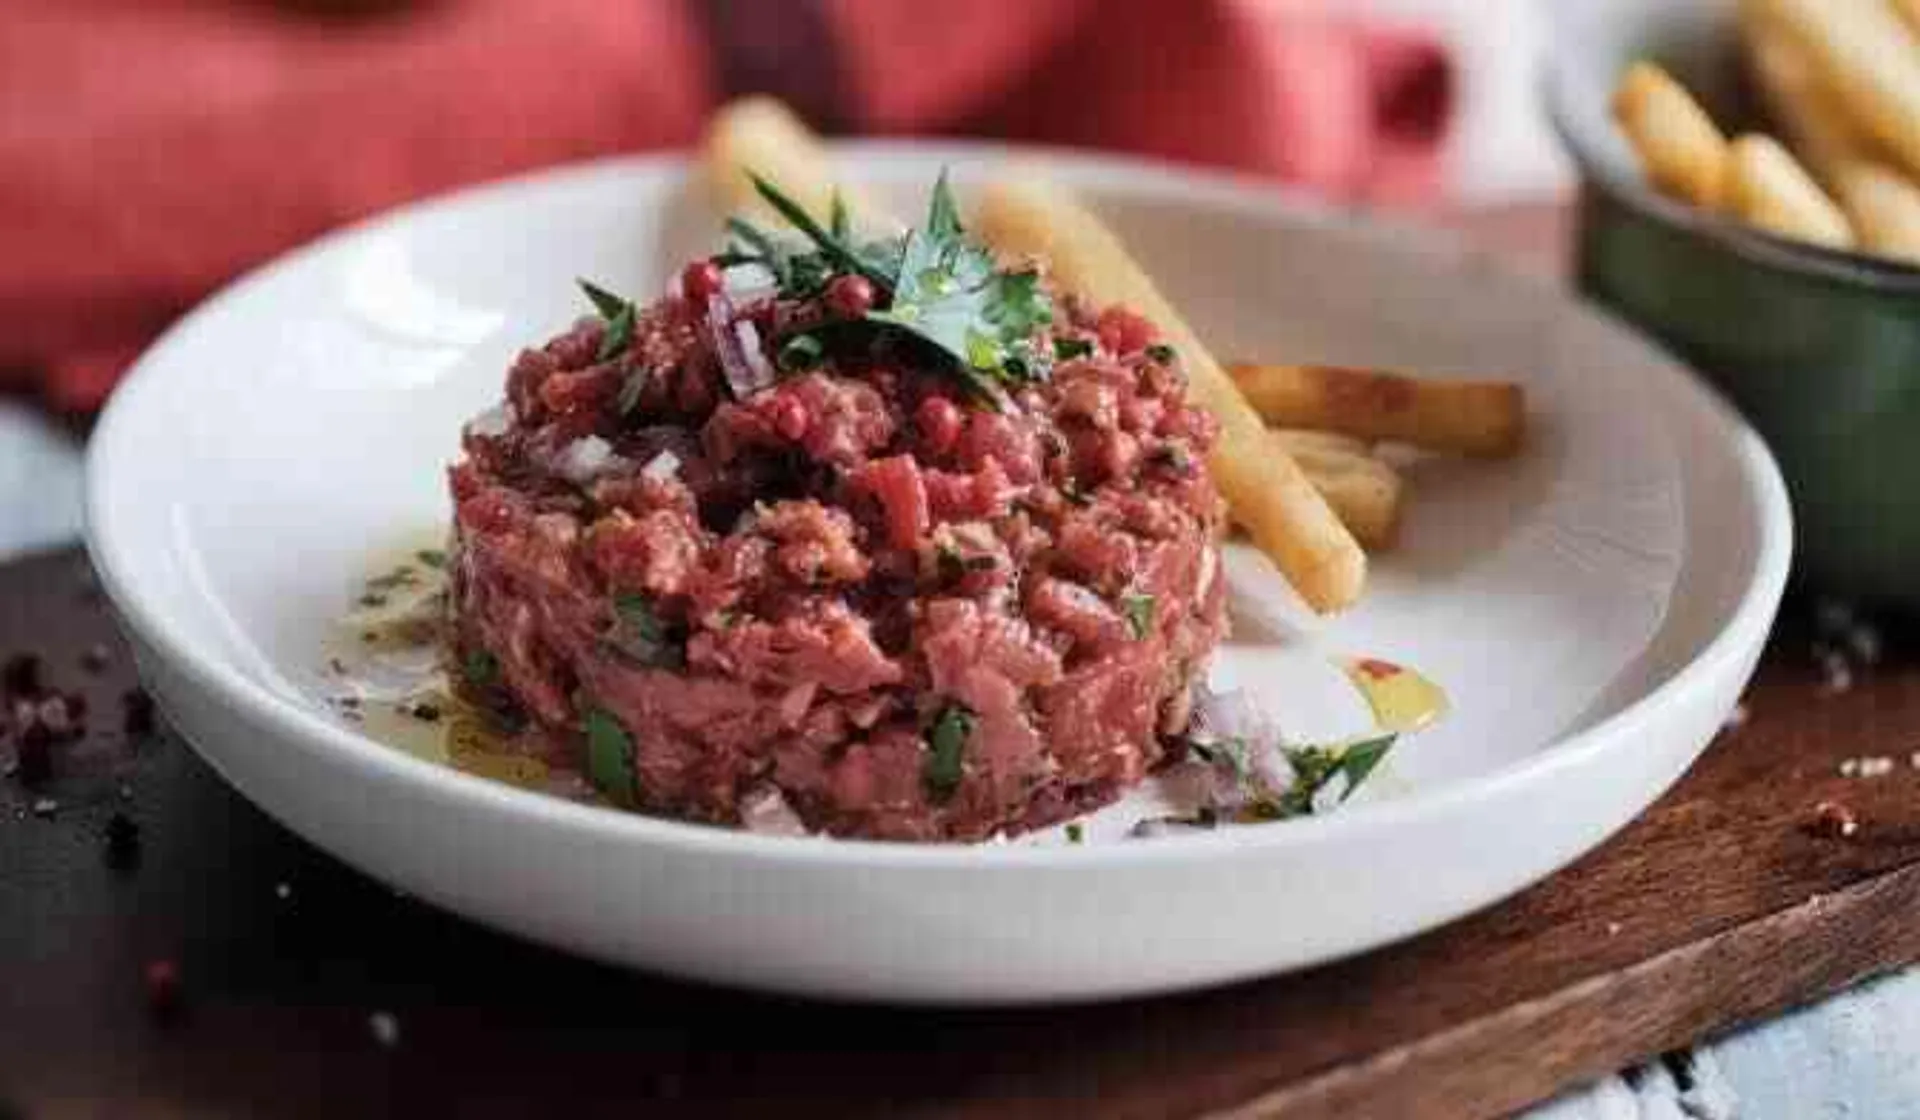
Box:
left=5, top=544, right=1920, bottom=1120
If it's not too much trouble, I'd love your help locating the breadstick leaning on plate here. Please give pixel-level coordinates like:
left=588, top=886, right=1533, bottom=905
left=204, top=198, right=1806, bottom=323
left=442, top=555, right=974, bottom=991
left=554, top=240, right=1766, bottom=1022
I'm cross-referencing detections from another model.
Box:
left=970, top=175, right=1367, bottom=613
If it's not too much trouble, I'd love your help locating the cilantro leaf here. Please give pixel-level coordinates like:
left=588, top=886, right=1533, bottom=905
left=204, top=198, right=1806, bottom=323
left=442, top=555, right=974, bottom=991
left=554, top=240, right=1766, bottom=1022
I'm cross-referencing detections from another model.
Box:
left=924, top=704, right=974, bottom=799
left=583, top=706, right=636, bottom=806
left=1334, top=734, right=1397, bottom=801
left=1120, top=592, right=1156, bottom=640
left=1054, top=337, right=1093, bottom=361
left=1262, top=733, right=1400, bottom=818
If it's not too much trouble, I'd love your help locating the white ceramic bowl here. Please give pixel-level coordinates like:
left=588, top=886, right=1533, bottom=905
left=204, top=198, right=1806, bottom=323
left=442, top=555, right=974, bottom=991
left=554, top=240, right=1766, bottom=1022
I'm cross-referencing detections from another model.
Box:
left=85, top=147, right=1790, bottom=1004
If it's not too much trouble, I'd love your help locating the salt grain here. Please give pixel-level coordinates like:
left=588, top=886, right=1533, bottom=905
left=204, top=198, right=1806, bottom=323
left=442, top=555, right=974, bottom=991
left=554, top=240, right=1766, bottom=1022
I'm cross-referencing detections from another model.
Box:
left=1846, top=622, right=1884, bottom=666
left=369, top=1011, right=400, bottom=1049
left=1861, top=756, right=1896, bottom=778
left=274, top=881, right=292, bottom=901
left=1813, top=800, right=1860, bottom=838
left=30, top=797, right=56, bottom=818
left=1606, top=921, right=1622, bottom=936
left=1840, top=758, right=1862, bottom=778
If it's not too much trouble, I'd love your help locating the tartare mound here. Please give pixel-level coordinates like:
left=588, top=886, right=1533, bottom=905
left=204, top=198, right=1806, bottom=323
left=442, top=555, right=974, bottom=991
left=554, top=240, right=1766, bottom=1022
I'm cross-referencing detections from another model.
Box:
left=446, top=183, right=1226, bottom=841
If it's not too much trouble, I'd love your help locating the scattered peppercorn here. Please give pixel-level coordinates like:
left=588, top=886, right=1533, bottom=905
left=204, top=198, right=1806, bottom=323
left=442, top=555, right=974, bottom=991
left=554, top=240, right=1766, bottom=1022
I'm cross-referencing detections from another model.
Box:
left=121, top=688, right=157, bottom=736
left=14, top=724, right=52, bottom=785
left=1810, top=799, right=1859, bottom=839
left=104, top=812, right=141, bottom=870
left=144, top=959, right=182, bottom=1020
left=2, top=653, right=41, bottom=698
left=409, top=702, right=442, bottom=723
left=35, top=695, right=74, bottom=740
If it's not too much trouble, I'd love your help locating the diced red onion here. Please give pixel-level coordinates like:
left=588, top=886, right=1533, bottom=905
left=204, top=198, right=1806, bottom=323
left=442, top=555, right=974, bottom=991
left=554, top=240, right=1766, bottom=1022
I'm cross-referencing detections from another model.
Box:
left=1191, top=682, right=1285, bottom=747
left=721, top=263, right=778, bottom=302
left=552, top=436, right=629, bottom=486
left=463, top=403, right=514, bottom=439
left=706, top=291, right=777, bottom=398
left=640, top=450, right=682, bottom=482
left=739, top=785, right=810, bottom=837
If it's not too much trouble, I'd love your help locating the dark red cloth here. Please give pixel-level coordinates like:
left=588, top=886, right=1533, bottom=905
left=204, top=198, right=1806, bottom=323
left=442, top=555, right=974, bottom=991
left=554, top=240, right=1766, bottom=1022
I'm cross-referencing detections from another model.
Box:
left=0, top=0, right=1451, bottom=412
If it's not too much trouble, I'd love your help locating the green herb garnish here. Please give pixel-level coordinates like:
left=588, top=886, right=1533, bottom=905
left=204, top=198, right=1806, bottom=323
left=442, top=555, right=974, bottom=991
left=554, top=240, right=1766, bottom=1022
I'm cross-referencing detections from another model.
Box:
left=1120, top=592, right=1156, bottom=640
left=610, top=592, right=684, bottom=669
left=583, top=706, right=636, bottom=806
left=365, top=567, right=418, bottom=592
left=1054, top=336, right=1093, bottom=362
left=415, top=549, right=447, bottom=569
left=1065, top=822, right=1085, bottom=844
left=463, top=649, right=499, bottom=686
left=579, top=278, right=637, bottom=361
left=747, top=173, right=896, bottom=291
left=734, top=171, right=1056, bottom=406
left=1145, top=343, right=1177, bottom=364
left=778, top=332, right=825, bottom=371
left=868, top=173, right=1052, bottom=399
left=829, top=189, right=851, bottom=239
left=1256, top=734, right=1399, bottom=819
left=924, top=704, right=975, bottom=799
left=1188, top=735, right=1252, bottom=778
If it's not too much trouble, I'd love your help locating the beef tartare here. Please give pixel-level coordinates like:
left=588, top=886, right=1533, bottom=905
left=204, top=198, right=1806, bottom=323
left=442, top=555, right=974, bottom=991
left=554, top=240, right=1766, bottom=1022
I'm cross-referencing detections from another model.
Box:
left=445, top=174, right=1227, bottom=841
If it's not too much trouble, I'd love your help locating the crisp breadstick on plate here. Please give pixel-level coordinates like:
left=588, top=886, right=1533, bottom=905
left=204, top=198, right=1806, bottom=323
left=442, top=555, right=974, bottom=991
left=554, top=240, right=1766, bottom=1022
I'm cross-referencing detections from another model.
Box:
left=1270, top=430, right=1405, bottom=551
left=974, top=175, right=1367, bottom=613
left=1612, top=61, right=1732, bottom=208
left=1227, top=363, right=1524, bottom=459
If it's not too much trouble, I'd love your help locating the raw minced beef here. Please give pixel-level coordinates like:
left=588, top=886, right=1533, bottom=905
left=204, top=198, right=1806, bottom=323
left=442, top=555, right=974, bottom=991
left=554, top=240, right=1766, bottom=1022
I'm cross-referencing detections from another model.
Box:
left=446, top=259, right=1227, bottom=842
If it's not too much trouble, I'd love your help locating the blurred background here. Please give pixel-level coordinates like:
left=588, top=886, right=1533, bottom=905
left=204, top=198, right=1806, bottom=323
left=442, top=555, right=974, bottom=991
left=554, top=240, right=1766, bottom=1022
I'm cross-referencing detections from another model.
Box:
left=0, top=0, right=1566, bottom=418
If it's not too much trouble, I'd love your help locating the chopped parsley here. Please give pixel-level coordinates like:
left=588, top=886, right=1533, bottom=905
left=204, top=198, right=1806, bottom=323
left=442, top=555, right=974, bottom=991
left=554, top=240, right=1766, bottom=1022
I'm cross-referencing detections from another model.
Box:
left=1065, top=822, right=1085, bottom=844
left=1187, top=735, right=1252, bottom=778
left=729, top=171, right=1056, bottom=407
left=463, top=649, right=499, bottom=686
left=778, top=332, right=825, bottom=371
left=1145, top=343, right=1177, bottom=364
left=583, top=706, right=636, bottom=806
left=1054, top=336, right=1094, bottom=362
left=414, top=549, right=447, bottom=569
left=1120, top=592, right=1157, bottom=640
left=1258, top=734, right=1400, bottom=819
left=924, top=704, right=974, bottom=799
left=609, top=592, right=684, bottom=669
left=1149, top=444, right=1193, bottom=475
left=579, top=279, right=637, bottom=361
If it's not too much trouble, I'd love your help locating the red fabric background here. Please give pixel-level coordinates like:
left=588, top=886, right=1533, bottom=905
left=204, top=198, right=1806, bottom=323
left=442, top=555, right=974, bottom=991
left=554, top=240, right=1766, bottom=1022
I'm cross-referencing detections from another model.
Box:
left=0, top=0, right=1451, bottom=412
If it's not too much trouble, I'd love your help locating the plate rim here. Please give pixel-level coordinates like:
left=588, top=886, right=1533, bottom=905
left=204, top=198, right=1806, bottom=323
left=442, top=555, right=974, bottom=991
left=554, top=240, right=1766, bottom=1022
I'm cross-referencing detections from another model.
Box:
left=83, top=143, right=1794, bottom=870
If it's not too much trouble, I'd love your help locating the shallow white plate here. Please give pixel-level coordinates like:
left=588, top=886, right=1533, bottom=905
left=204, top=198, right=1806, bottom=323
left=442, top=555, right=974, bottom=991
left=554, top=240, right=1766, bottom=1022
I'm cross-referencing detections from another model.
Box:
left=85, top=147, right=1790, bottom=1004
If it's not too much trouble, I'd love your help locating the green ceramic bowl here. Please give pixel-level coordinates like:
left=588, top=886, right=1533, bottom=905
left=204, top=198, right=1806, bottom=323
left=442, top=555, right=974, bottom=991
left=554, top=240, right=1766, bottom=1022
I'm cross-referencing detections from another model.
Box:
left=1545, top=0, right=1920, bottom=605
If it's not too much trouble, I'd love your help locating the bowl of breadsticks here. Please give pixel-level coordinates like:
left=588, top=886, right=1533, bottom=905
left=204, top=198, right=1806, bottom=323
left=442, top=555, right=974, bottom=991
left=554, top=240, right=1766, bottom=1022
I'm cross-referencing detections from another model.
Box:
left=1547, top=0, right=1920, bottom=605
